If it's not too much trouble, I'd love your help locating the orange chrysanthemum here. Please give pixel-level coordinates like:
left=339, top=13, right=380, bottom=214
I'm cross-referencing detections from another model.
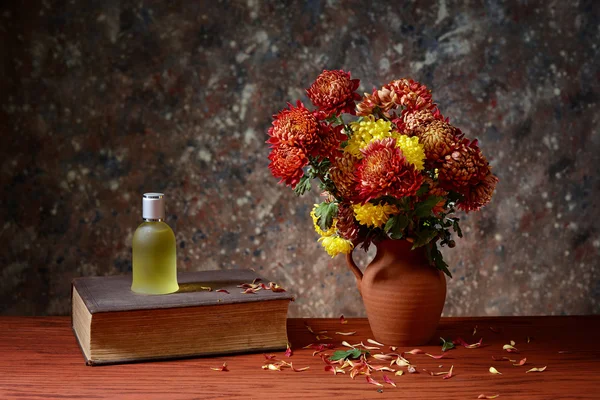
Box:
left=458, top=167, right=499, bottom=212
left=267, top=101, right=320, bottom=151
left=438, top=141, right=489, bottom=191
left=356, top=78, right=434, bottom=117
left=330, top=152, right=359, bottom=200
left=411, top=119, right=463, bottom=163
left=356, top=138, right=424, bottom=202
left=268, top=145, right=309, bottom=188
left=336, top=203, right=360, bottom=242
left=306, top=69, right=361, bottom=117
left=316, top=123, right=345, bottom=161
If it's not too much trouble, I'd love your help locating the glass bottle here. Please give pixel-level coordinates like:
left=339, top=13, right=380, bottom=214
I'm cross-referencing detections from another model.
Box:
left=131, top=193, right=179, bottom=295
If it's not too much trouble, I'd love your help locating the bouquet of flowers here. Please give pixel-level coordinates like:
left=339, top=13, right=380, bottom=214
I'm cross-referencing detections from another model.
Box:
left=266, top=70, right=498, bottom=277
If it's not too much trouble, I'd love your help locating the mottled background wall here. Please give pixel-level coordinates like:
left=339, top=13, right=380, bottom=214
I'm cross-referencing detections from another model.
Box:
left=1, top=0, right=599, bottom=317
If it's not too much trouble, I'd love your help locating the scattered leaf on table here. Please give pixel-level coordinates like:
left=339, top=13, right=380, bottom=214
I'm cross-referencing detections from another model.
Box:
left=368, top=338, right=385, bottom=346
left=329, top=348, right=363, bottom=361
left=285, top=343, right=293, bottom=357
left=513, top=358, right=527, bottom=366
left=425, top=353, right=446, bottom=359
left=526, top=366, right=547, bottom=373
left=503, top=344, right=519, bottom=353
left=489, top=366, right=502, bottom=374
left=215, top=289, right=229, bottom=294
left=478, top=395, right=500, bottom=399
left=510, top=340, right=516, bottom=346
left=366, top=376, right=384, bottom=387
left=443, top=365, right=454, bottom=380
left=210, top=362, right=228, bottom=371
left=200, top=286, right=212, bottom=291
left=383, top=375, right=397, bottom=387
left=340, top=315, right=348, bottom=324
left=395, top=370, right=404, bottom=376
left=405, top=348, right=425, bottom=355
left=441, top=337, right=455, bottom=352
left=335, top=331, right=357, bottom=336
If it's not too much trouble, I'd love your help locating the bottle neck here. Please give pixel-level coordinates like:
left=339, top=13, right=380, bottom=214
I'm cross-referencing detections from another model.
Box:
left=143, top=218, right=164, bottom=222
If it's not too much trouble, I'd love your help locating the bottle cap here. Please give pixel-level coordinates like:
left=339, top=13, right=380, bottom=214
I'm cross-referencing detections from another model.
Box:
left=142, top=193, right=165, bottom=220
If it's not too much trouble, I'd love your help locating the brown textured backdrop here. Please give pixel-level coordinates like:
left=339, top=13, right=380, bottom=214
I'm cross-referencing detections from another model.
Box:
left=1, top=0, right=599, bottom=317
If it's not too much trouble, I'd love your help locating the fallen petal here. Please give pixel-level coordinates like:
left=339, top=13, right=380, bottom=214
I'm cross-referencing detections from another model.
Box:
left=526, top=366, right=547, bottom=373
left=291, top=364, right=310, bottom=372
left=527, top=336, right=533, bottom=344
left=383, top=375, right=397, bottom=387
left=510, top=340, right=516, bottom=346
left=340, top=315, right=348, bottom=324
left=373, top=354, right=395, bottom=361
left=374, top=366, right=396, bottom=372
left=425, top=353, right=446, bottom=359
left=408, top=365, right=418, bottom=374
left=264, top=354, right=276, bottom=360
left=478, top=395, right=500, bottom=399
left=316, top=335, right=333, bottom=341
left=342, top=341, right=355, bottom=348
left=210, top=362, right=228, bottom=372
left=359, top=341, right=380, bottom=350
left=200, top=286, right=212, bottom=291
left=395, top=370, right=404, bottom=376
left=489, top=366, right=502, bottom=375
left=263, top=363, right=282, bottom=371
left=215, top=289, right=229, bottom=294
left=285, top=343, right=293, bottom=357
left=367, top=338, right=385, bottom=346
left=503, top=344, right=519, bottom=353
left=473, top=325, right=478, bottom=336
left=366, top=376, right=384, bottom=387
left=442, top=365, right=454, bottom=380
left=513, top=358, right=527, bottom=366
left=325, top=365, right=345, bottom=375
left=489, top=326, right=501, bottom=333
left=335, top=331, right=356, bottom=336
left=305, top=323, right=314, bottom=333
left=406, top=348, right=425, bottom=355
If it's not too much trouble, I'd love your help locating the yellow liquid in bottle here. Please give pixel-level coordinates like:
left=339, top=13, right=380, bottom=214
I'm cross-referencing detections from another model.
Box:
left=131, top=221, right=179, bottom=295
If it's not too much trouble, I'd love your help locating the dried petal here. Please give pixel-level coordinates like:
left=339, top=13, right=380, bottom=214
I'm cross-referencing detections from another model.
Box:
left=526, top=366, right=547, bottom=373
left=242, top=287, right=258, bottom=294
left=252, top=278, right=262, bottom=284
left=473, top=325, right=478, bottom=336
left=425, top=353, right=446, bottom=359
left=527, top=336, right=533, bottom=343
left=443, top=365, right=454, bottom=379
left=503, top=344, right=519, bottom=353
left=342, top=341, right=355, bottom=348
left=395, top=370, right=404, bottom=376
left=510, top=340, right=516, bottom=346
left=215, top=289, right=230, bottom=294
left=264, top=354, right=276, bottom=360
left=394, top=356, right=411, bottom=367
left=405, top=348, right=425, bottom=355
left=366, top=376, right=384, bottom=387
left=358, top=341, right=380, bottom=350
left=285, top=343, right=293, bottom=357
left=390, top=346, right=398, bottom=351
left=489, top=367, right=502, bottom=375
left=210, top=362, right=228, bottom=372
left=305, top=324, right=314, bottom=334
left=316, top=335, right=333, bottom=341
left=263, top=363, right=282, bottom=371
left=291, top=364, right=310, bottom=372
left=335, top=331, right=357, bottom=336
left=270, top=282, right=287, bottom=292
left=200, top=286, right=212, bottom=291
left=455, top=337, right=483, bottom=348
left=373, top=354, right=395, bottom=361
left=408, top=365, right=418, bottom=374
left=374, top=366, right=396, bottom=372
left=513, top=358, right=527, bottom=366
left=340, top=315, right=348, bottom=324
left=367, top=338, right=385, bottom=346
left=478, top=395, right=500, bottom=399
left=383, top=375, right=397, bottom=387
left=325, top=365, right=345, bottom=375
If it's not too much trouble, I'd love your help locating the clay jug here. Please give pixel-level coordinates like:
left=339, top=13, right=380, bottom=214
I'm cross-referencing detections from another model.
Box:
left=345, top=239, right=446, bottom=345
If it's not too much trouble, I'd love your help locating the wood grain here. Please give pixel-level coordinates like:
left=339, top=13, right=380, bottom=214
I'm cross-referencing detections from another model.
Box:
left=0, top=316, right=599, bottom=399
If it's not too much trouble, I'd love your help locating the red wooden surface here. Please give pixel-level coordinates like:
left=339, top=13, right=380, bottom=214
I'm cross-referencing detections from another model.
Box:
left=0, top=316, right=599, bottom=399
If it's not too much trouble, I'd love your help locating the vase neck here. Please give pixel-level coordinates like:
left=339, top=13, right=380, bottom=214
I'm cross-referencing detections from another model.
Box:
left=374, top=239, right=428, bottom=263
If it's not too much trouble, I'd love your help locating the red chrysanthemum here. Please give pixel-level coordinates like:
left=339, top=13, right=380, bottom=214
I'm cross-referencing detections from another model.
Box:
left=306, top=69, right=361, bottom=117
left=437, top=140, right=489, bottom=191
left=267, top=101, right=320, bottom=152
left=316, top=123, right=345, bottom=161
left=355, top=138, right=424, bottom=202
left=356, top=78, right=435, bottom=117
left=268, top=145, right=309, bottom=188
left=330, top=152, right=360, bottom=200
left=458, top=167, right=499, bottom=212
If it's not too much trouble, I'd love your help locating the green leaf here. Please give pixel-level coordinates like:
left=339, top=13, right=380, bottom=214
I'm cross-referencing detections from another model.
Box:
left=329, top=348, right=363, bottom=361
left=416, top=183, right=430, bottom=197
left=427, top=241, right=453, bottom=278
left=411, top=229, right=438, bottom=249
left=440, top=337, right=455, bottom=352
left=314, top=202, right=338, bottom=232
left=293, top=176, right=312, bottom=196
left=452, top=219, right=463, bottom=238
left=384, top=214, right=409, bottom=240
left=414, top=196, right=444, bottom=218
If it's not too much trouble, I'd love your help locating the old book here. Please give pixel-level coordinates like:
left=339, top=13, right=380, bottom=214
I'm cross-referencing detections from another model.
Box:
left=71, top=269, right=293, bottom=365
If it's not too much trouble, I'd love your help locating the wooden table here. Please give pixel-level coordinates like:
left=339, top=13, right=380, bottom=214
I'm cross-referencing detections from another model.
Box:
left=1, top=316, right=599, bottom=399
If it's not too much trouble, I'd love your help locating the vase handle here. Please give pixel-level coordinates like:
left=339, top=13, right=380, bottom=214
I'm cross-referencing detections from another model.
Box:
left=345, top=250, right=363, bottom=291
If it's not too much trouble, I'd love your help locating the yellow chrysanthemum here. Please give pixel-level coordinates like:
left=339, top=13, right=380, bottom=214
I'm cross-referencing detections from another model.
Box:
left=352, top=203, right=399, bottom=228
left=310, top=206, right=337, bottom=237
left=318, top=236, right=354, bottom=257
left=395, top=134, right=425, bottom=170
left=345, top=116, right=425, bottom=170
left=345, top=116, right=393, bottom=157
